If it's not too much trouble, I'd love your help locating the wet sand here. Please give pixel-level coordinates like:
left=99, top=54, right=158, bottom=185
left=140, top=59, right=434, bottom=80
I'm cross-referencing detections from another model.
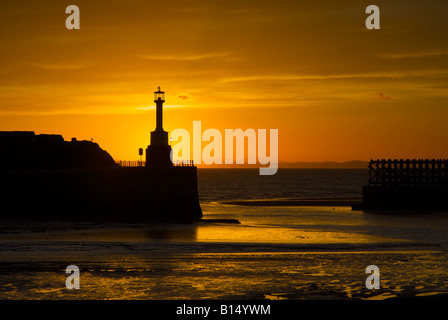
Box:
left=0, top=251, right=447, bottom=300
left=221, top=197, right=362, bottom=207
left=0, top=202, right=447, bottom=300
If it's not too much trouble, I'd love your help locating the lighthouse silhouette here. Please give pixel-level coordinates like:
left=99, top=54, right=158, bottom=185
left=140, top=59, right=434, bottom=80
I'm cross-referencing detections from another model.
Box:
left=146, top=87, right=173, bottom=168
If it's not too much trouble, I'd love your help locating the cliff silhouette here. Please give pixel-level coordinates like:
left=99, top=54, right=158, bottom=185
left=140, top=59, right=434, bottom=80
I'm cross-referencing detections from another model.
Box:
left=0, top=131, right=116, bottom=171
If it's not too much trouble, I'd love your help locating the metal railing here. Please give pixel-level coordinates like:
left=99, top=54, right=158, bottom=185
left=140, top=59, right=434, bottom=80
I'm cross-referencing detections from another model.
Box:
left=368, top=159, right=448, bottom=187
left=116, top=160, right=195, bottom=167
left=116, top=160, right=145, bottom=167
left=173, top=160, right=195, bottom=167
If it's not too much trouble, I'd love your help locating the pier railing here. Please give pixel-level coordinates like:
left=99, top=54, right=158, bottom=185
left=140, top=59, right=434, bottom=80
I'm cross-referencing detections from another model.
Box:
left=368, top=159, right=448, bottom=187
left=116, top=160, right=195, bottom=167
left=116, top=160, right=145, bottom=167
left=173, top=160, right=195, bottom=167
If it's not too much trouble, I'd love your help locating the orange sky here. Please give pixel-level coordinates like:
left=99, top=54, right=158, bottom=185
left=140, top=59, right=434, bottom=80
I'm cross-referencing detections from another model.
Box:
left=1, top=1, right=448, bottom=163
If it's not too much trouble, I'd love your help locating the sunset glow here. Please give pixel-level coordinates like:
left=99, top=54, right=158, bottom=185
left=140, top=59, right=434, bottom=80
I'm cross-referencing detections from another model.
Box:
left=1, top=1, right=448, bottom=163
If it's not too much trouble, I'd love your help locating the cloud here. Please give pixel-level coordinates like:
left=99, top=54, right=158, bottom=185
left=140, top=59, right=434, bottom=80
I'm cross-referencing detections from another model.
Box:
left=378, top=93, right=392, bottom=100
left=379, top=50, right=448, bottom=60
left=31, top=63, right=89, bottom=71
left=219, top=70, right=448, bottom=83
left=178, top=94, right=190, bottom=100
left=138, top=52, right=232, bottom=61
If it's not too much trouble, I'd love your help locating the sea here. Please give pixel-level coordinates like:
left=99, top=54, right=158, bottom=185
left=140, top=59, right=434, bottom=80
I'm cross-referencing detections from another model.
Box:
left=0, top=168, right=448, bottom=301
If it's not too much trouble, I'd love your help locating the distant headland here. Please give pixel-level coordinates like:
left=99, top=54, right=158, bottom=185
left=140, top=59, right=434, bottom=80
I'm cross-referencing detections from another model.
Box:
left=279, top=161, right=369, bottom=169
left=198, top=161, right=369, bottom=169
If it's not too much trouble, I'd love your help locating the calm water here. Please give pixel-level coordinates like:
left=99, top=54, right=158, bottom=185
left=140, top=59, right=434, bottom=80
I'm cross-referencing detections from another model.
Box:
left=197, top=168, right=368, bottom=202
left=1, top=168, right=448, bottom=300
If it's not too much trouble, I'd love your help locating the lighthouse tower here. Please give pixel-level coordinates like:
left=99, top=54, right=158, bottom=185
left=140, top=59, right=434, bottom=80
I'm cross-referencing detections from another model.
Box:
left=146, top=87, right=172, bottom=168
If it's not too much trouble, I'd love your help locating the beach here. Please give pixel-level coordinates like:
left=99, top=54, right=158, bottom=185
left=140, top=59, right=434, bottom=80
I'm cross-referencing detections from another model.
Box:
left=0, top=169, right=447, bottom=300
left=1, top=250, right=447, bottom=300
left=1, top=200, right=448, bottom=300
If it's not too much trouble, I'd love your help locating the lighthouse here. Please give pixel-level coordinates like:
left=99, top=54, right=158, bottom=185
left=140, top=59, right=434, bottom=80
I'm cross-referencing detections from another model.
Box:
left=146, top=87, right=172, bottom=168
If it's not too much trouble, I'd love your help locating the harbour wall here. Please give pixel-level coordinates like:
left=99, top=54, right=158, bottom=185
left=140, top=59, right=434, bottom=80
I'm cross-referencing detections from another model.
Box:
left=0, top=166, right=202, bottom=222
